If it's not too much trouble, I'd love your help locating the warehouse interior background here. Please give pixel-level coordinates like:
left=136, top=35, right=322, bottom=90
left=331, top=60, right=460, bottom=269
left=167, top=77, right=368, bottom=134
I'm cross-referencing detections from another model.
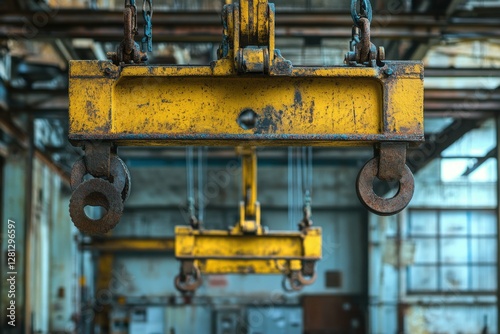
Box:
left=1, top=0, right=500, bottom=333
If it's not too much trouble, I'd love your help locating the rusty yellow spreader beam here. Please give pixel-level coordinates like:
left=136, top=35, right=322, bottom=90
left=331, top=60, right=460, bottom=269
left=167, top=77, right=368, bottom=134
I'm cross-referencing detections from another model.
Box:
left=175, top=148, right=322, bottom=292
left=69, top=61, right=423, bottom=146
left=174, top=226, right=322, bottom=291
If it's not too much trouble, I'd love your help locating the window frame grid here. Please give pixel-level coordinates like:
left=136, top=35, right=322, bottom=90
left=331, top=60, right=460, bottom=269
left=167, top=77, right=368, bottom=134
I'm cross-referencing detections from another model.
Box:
left=407, top=209, right=497, bottom=295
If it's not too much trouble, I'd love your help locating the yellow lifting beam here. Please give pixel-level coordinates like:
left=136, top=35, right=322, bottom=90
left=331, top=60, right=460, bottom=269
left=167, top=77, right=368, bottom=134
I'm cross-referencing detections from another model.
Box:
left=175, top=148, right=322, bottom=292
left=68, top=62, right=423, bottom=146
left=174, top=227, right=322, bottom=274
left=68, top=1, right=423, bottom=148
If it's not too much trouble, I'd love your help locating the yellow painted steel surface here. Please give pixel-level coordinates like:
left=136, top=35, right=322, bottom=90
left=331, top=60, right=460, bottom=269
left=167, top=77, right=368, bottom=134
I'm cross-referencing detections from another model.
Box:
left=239, top=147, right=259, bottom=230
left=175, top=226, right=322, bottom=274
left=198, top=259, right=296, bottom=275
left=84, top=238, right=175, bottom=252
left=68, top=60, right=424, bottom=146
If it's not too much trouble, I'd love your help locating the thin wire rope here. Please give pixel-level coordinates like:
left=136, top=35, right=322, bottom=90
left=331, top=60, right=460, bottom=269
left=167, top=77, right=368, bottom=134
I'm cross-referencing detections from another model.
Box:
left=301, top=146, right=308, bottom=193
left=308, top=147, right=313, bottom=197
left=186, top=146, right=194, bottom=204
left=288, top=147, right=294, bottom=229
left=197, top=147, right=204, bottom=224
left=204, top=147, right=208, bottom=220
left=296, top=147, right=303, bottom=225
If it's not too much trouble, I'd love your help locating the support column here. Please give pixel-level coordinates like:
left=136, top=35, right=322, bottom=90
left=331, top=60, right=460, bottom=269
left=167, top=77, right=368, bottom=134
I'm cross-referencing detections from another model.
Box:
left=496, top=116, right=500, bottom=334
left=23, top=115, right=34, bottom=334
left=1, top=150, right=28, bottom=334
left=94, top=253, right=114, bottom=334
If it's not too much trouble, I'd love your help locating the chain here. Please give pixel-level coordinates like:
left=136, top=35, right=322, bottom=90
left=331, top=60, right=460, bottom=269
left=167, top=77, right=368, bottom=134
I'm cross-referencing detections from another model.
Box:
left=125, top=0, right=138, bottom=36
left=351, top=0, right=372, bottom=27
left=142, top=0, right=153, bottom=52
left=346, top=0, right=383, bottom=66
left=288, top=147, right=314, bottom=230
left=108, top=0, right=150, bottom=65
left=301, top=147, right=312, bottom=195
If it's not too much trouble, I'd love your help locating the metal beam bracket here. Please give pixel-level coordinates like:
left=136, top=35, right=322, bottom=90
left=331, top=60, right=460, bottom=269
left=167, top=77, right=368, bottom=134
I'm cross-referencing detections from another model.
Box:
left=216, top=0, right=292, bottom=75
left=83, top=141, right=112, bottom=178
left=377, top=142, right=407, bottom=182
left=356, top=142, right=414, bottom=216
left=234, top=147, right=261, bottom=234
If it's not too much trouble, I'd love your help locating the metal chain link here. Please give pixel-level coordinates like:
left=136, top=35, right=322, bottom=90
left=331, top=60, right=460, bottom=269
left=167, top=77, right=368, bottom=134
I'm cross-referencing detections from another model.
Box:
left=346, top=0, right=381, bottom=66
left=125, top=0, right=138, bottom=37
left=197, top=147, right=206, bottom=225
left=351, top=0, right=373, bottom=26
left=142, top=0, right=153, bottom=52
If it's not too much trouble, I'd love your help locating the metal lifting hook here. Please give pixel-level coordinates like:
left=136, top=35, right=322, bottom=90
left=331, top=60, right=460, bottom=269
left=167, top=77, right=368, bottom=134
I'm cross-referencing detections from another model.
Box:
left=351, top=0, right=373, bottom=26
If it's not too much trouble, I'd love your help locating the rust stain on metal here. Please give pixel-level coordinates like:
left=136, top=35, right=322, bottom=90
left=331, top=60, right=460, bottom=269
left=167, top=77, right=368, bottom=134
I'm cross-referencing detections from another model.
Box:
left=237, top=265, right=256, bottom=274
left=308, top=100, right=315, bottom=124
left=294, top=88, right=303, bottom=106
left=254, top=106, right=283, bottom=134
left=86, top=100, right=98, bottom=118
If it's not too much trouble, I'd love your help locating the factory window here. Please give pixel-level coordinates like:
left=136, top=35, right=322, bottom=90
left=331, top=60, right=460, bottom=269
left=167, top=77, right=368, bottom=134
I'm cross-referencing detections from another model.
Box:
left=407, top=210, right=497, bottom=294
left=440, top=118, right=497, bottom=183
